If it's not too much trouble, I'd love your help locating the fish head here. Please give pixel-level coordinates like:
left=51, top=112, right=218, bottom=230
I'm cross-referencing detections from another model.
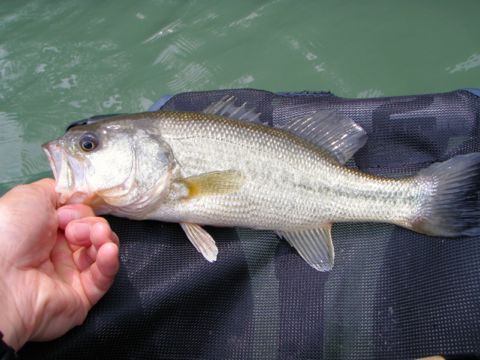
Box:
left=42, top=119, right=174, bottom=212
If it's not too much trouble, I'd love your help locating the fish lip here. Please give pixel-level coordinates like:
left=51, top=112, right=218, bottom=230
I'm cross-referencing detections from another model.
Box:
left=42, top=141, right=59, bottom=181
left=42, top=140, right=75, bottom=204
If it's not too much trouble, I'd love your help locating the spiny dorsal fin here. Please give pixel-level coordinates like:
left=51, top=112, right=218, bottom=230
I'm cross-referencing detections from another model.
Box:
left=179, top=170, right=245, bottom=199
left=180, top=223, right=218, bottom=262
left=205, top=97, right=366, bottom=164
left=277, top=224, right=334, bottom=271
left=282, top=110, right=367, bottom=164
left=203, top=96, right=262, bottom=123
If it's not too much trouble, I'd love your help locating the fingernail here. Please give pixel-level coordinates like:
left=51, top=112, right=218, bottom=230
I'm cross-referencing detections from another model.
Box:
left=112, top=232, right=120, bottom=245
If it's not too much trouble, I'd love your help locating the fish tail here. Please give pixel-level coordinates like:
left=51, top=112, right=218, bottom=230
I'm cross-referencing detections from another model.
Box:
left=410, top=153, right=480, bottom=237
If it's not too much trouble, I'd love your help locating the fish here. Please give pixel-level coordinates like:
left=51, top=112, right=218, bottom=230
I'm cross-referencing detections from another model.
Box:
left=42, top=97, right=480, bottom=271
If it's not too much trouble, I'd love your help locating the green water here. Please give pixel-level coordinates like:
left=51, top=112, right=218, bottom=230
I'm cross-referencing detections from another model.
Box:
left=1, top=0, right=479, bottom=192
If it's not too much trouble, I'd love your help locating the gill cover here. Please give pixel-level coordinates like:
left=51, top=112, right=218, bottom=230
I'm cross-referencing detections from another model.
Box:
left=89, top=127, right=175, bottom=213
left=46, top=117, right=175, bottom=215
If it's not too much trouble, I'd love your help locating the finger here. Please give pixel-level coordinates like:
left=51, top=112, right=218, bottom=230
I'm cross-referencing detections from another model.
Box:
left=81, top=242, right=119, bottom=305
left=110, top=231, right=120, bottom=246
left=64, top=217, right=110, bottom=247
left=86, top=221, right=119, bottom=263
left=97, top=242, right=120, bottom=278
left=65, top=222, right=93, bottom=248
left=50, top=232, right=77, bottom=282
left=51, top=231, right=74, bottom=268
left=32, top=177, right=56, bottom=188
left=87, top=243, right=97, bottom=260
left=57, top=204, right=96, bottom=230
left=73, top=247, right=95, bottom=272
left=91, top=222, right=119, bottom=250
left=65, top=217, right=118, bottom=274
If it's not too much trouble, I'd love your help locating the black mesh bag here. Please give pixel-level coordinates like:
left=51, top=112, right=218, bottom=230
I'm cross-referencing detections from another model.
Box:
left=20, top=88, right=480, bottom=360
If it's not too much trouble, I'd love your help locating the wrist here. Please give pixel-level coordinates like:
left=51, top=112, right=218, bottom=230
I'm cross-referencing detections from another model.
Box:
left=0, top=276, right=28, bottom=351
left=0, top=309, right=22, bottom=351
left=0, top=330, right=17, bottom=358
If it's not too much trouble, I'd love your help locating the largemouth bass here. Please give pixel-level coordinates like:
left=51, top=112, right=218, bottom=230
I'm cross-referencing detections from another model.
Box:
left=42, top=97, right=480, bottom=271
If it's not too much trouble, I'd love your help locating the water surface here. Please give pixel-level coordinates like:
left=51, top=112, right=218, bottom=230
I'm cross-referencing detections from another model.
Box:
left=1, top=0, right=479, bottom=191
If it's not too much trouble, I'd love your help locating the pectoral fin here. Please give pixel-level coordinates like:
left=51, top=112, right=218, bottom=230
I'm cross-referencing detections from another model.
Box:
left=277, top=224, right=334, bottom=271
left=180, top=223, right=218, bottom=262
left=179, top=170, right=245, bottom=199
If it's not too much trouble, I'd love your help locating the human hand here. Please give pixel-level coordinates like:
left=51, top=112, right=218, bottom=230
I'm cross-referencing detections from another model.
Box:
left=0, top=179, right=119, bottom=351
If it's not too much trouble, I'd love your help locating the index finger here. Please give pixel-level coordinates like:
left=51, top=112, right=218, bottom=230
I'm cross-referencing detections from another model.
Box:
left=57, top=204, right=96, bottom=230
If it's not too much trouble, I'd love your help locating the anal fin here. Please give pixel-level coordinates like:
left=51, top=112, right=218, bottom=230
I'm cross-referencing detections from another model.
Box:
left=180, top=223, right=218, bottom=262
left=277, top=224, right=334, bottom=271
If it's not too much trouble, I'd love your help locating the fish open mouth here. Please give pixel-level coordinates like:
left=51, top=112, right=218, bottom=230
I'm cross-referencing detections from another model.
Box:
left=42, top=140, right=77, bottom=204
left=42, top=140, right=93, bottom=205
left=42, top=141, right=62, bottom=181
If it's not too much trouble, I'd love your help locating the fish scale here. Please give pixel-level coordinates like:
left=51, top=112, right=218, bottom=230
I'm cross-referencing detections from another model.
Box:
left=43, top=98, right=480, bottom=271
left=151, top=114, right=420, bottom=229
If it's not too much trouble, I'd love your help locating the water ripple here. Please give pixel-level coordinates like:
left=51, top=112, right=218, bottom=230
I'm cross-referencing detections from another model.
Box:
left=0, top=112, right=22, bottom=182
left=446, top=53, right=480, bottom=73
left=153, top=35, right=202, bottom=67
left=168, top=62, right=212, bottom=92
left=143, top=19, right=183, bottom=44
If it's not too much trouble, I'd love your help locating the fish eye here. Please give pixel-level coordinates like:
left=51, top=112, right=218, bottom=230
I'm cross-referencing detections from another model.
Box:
left=79, top=133, right=99, bottom=152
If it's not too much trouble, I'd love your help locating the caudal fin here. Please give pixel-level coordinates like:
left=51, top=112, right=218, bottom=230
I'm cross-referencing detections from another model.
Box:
left=411, top=153, right=480, bottom=237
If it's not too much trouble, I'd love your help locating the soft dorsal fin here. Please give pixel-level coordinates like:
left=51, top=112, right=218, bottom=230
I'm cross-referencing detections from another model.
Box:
left=282, top=110, right=367, bottom=164
left=203, top=96, right=262, bottom=123
left=180, top=223, right=218, bottom=262
left=277, top=224, right=334, bottom=271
